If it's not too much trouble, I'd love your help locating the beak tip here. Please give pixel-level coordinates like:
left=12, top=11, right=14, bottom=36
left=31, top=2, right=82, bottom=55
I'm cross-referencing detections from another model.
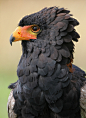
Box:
left=9, top=34, right=15, bottom=46
left=10, top=42, right=12, bottom=46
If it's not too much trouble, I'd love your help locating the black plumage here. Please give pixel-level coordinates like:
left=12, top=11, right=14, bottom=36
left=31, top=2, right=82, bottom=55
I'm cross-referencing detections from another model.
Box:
left=8, top=7, right=86, bottom=118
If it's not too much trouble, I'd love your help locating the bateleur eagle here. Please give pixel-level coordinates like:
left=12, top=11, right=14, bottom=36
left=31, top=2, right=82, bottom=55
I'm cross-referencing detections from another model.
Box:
left=7, top=7, right=86, bottom=118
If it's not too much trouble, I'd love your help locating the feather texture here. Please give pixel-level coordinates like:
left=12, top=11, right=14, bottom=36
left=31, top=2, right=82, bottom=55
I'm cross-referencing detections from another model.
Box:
left=8, top=7, right=86, bottom=118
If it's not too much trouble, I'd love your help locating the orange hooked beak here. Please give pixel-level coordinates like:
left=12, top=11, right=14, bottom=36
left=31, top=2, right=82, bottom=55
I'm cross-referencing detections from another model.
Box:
left=9, top=25, right=40, bottom=45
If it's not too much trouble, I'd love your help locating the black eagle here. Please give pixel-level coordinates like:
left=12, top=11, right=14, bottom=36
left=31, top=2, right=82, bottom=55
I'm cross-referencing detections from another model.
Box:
left=7, top=7, right=86, bottom=118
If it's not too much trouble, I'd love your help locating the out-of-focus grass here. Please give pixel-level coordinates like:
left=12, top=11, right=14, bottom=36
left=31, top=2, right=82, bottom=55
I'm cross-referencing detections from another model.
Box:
left=0, top=71, right=18, bottom=118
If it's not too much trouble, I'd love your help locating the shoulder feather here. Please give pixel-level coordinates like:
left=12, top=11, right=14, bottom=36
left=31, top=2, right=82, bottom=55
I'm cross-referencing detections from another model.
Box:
left=7, top=90, right=17, bottom=118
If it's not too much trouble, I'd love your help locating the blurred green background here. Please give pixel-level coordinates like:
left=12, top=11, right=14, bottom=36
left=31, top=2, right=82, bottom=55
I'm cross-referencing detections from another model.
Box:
left=0, top=0, right=86, bottom=117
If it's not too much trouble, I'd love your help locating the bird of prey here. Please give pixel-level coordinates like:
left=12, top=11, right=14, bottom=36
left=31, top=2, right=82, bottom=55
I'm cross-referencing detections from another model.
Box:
left=7, top=7, right=86, bottom=118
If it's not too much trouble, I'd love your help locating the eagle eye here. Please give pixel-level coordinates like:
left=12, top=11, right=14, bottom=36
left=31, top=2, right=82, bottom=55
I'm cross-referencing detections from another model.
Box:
left=31, top=25, right=40, bottom=33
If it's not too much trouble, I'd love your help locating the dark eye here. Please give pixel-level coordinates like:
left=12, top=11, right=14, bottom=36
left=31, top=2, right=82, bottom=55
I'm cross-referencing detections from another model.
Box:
left=32, top=26, right=38, bottom=31
left=31, top=25, right=40, bottom=32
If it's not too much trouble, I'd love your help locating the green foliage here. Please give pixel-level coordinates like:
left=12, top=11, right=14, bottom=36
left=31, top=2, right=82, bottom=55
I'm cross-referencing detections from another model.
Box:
left=0, top=72, right=18, bottom=118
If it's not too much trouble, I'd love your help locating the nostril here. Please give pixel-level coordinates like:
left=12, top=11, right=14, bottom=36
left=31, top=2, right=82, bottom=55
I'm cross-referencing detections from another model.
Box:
left=18, top=32, right=20, bottom=34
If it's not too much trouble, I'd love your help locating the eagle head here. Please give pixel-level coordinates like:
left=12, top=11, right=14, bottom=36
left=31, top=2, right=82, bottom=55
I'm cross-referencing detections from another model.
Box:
left=10, top=7, right=80, bottom=68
